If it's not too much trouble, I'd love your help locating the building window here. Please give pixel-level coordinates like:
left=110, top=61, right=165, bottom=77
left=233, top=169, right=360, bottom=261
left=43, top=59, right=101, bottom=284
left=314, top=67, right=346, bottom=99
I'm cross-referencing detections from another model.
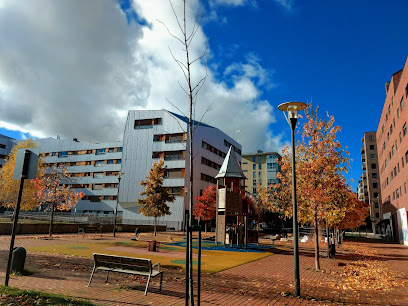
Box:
left=258, top=164, right=262, bottom=170
left=401, top=97, right=405, bottom=110
left=108, top=148, right=115, bottom=153
left=243, top=162, right=248, bottom=164
left=397, top=108, right=400, bottom=118
left=267, top=155, right=277, bottom=162
left=117, top=147, right=123, bottom=152
left=371, top=163, right=377, bottom=169
left=95, top=160, right=104, bottom=167
left=253, top=164, right=256, bottom=170
left=107, top=160, right=114, bottom=164
left=59, top=151, right=69, bottom=158
left=116, top=159, right=121, bottom=164
left=165, top=133, right=185, bottom=143
left=163, top=151, right=184, bottom=161
left=134, top=118, right=162, bottom=129
left=0, top=144, right=6, bottom=149
left=370, top=154, right=375, bottom=159
left=252, top=172, right=256, bottom=177
left=405, top=183, right=407, bottom=194
left=369, top=145, right=375, bottom=150
left=267, top=163, right=277, bottom=170
left=375, top=202, right=379, bottom=208
left=388, top=105, right=391, bottom=114
left=201, top=157, right=221, bottom=170
left=392, top=146, right=395, bottom=156
left=403, top=123, right=407, bottom=136
left=258, top=171, right=262, bottom=177
left=258, top=156, right=262, bottom=162
left=153, top=135, right=161, bottom=142
left=396, top=189, right=400, bottom=199
left=164, top=169, right=184, bottom=178
left=168, top=187, right=182, bottom=196
left=373, top=183, right=378, bottom=189
left=394, top=167, right=397, bottom=177
left=93, top=184, right=103, bottom=190
left=372, top=173, right=377, bottom=178
left=374, top=192, right=379, bottom=199
left=252, top=187, right=257, bottom=194
left=93, top=172, right=103, bottom=178
left=96, top=148, right=106, bottom=155
left=375, top=212, right=380, bottom=218
left=253, top=179, right=257, bottom=185
left=201, top=173, right=216, bottom=184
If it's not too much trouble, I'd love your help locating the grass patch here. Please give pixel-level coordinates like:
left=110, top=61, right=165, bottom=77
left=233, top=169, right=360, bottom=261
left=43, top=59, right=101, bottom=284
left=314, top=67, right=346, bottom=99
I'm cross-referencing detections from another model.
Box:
left=0, top=285, right=94, bottom=305
left=27, top=240, right=273, bottom=273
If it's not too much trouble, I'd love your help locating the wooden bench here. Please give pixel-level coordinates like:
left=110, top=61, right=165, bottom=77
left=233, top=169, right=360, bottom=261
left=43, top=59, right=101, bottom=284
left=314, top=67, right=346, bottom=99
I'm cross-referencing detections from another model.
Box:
left=78, top=226, right=102, bottom=237
left=88, top=253, right=163, bottom=295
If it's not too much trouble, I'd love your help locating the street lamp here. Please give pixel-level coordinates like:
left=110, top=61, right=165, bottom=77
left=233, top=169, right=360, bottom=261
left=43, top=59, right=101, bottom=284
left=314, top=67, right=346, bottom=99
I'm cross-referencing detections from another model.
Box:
left=113, top=172, right=124, bottom=238
left=278, top=101, right=307, bottom=297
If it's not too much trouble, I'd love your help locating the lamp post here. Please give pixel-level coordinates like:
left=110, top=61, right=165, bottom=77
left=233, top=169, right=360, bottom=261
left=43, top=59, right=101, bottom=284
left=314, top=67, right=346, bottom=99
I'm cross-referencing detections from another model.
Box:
left=278, top=101, right=307, bottom=297
left=113, top=172, right=124, bottom=237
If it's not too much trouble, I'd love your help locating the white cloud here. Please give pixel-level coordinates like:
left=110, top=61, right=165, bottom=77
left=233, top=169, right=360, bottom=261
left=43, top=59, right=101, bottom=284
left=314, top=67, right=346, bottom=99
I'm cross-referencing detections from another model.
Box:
left=0, top=0, right=284, bottom=152
left=273, top=0, right=295, bottom=12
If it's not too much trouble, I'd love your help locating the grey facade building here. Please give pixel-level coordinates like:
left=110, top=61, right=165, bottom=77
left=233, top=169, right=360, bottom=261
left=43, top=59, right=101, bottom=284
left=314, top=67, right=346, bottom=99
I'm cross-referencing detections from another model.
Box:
left=2, top=110, right=240, bottom=230
left=37, top=138, right=124, bottom=216
left=119, top=110, right=241, bottom=230
left=0, top=134, right=16, bottom=168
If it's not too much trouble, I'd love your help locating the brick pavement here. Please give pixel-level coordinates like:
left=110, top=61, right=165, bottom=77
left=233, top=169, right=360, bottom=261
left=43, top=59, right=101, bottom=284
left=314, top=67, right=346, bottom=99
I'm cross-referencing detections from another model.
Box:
left=1, top=233, right=408, bottom=305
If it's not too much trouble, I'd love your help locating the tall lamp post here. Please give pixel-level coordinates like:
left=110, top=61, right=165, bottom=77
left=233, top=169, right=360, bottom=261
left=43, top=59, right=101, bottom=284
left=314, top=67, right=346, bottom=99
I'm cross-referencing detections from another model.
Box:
left=113, top=172, right=124, bottom=238
left=278, top=101, right=307, bottom=297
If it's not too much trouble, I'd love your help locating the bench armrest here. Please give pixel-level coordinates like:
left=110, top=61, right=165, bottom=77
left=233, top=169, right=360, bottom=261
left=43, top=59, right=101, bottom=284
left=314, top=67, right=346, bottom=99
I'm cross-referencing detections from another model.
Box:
left=152, top=263, right=161, bottom=271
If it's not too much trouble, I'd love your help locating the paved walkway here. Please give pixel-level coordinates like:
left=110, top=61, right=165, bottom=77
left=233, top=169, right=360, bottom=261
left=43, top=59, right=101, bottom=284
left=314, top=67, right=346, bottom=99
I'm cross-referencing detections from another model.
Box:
left=1, top=233, right=408, bottom=305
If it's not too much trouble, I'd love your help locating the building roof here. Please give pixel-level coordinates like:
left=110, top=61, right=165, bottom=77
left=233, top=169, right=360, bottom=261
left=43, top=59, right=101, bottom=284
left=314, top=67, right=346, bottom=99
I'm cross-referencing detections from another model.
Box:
left=215, top=146, right=247, bottom=179
left=168, top=111, right=214, bottom=129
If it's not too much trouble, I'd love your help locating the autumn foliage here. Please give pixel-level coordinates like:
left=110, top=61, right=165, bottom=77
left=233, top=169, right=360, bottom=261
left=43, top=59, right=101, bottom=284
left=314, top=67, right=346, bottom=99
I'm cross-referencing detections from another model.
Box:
left=259, top=105, right=367, bottom=270
left=0, top=139, right=44, bottom=211
left=138, top=159, right=175, bottom=235
left=32, top=164, right=84, bottom=238
left=193, top=185, right=216, bottom=221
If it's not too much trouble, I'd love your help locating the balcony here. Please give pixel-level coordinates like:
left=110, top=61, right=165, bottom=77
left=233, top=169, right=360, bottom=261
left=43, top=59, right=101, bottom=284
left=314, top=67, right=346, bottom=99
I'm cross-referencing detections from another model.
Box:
left=361, top=146, right=365, bottom=154
left=362, top=162, right=366, bottom=171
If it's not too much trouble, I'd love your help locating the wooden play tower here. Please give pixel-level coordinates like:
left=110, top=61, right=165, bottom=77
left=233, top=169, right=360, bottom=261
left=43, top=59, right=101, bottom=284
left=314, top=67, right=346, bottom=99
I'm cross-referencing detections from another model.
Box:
left=215, top=147, right=258, bottom=247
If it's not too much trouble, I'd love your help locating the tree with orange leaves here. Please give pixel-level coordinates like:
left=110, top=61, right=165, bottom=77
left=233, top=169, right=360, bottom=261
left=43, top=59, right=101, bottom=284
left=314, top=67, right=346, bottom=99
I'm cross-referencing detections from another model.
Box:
left=259, top=105, right=358, bottom=270
left=138, top=159, right=175, bottom=236
left=32, top=164, right=84, bottom=239
left=193, top=185, right=216, bottom=232
left=0, top=139, right=44, bottom=211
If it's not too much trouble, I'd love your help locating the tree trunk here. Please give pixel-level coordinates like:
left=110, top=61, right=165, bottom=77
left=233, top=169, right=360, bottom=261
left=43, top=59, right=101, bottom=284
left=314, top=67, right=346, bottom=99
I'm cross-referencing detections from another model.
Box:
left=326, top=221, right=330, bottom=258
left=314, top=212, right=320, bottom=270
left=154, top=217, right=157, bottom=236
left=205, top=221, right=207, bottom=233
left=48, top=203, right=55, bottom=239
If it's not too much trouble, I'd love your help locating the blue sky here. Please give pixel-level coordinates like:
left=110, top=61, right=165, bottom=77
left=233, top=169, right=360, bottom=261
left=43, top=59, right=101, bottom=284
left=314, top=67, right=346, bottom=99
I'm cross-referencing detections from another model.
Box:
left=1, top=0, right=408, bottom=190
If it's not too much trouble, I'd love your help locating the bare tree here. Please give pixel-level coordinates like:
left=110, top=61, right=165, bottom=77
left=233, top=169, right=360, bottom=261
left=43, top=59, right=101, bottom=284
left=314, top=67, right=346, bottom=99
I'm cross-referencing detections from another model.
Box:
left=158, top=1, right=208, bottom=304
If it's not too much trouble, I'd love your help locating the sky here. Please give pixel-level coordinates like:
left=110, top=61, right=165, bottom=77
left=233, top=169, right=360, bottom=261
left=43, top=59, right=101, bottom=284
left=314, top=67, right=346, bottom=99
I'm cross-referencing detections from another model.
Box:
left=0, top=0, right=408, bottom=190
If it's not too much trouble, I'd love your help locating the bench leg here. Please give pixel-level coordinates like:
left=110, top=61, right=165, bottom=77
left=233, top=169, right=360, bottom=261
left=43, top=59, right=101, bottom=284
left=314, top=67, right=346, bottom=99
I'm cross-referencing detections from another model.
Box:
left=105, top=271, right=109, bottom=283
left=88, top=267, right=96, bottom=287
left=159, top=272, right=163, bottom=292
left=144, top=275, right=151, bottom=295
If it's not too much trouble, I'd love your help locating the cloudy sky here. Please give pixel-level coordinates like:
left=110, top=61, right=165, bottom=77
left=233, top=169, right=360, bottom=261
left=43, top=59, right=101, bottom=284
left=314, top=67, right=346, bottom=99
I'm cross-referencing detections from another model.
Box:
left=1, top=0, right=408, bottom=189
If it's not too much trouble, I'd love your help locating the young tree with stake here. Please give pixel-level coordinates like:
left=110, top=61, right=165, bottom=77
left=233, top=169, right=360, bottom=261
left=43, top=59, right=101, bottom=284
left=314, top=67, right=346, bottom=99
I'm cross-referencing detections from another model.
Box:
left=138, top=159, right=175, bottom=236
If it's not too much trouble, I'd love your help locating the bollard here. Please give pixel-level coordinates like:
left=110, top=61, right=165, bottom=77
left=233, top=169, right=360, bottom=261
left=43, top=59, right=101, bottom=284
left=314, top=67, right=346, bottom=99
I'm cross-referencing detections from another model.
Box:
left=11, top=247, right=26, bottom=274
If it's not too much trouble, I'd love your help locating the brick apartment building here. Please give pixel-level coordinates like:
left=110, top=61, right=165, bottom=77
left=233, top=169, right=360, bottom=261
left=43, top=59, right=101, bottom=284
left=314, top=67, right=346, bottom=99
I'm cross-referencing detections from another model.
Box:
left=377, top=56, right=408, bottom=245
left=358, top=132, right=381, bottom=233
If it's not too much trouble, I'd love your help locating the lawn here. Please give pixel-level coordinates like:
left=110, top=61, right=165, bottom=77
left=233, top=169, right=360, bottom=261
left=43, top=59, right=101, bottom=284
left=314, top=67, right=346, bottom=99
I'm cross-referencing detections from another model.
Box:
left=27, top=239, right=274, bottom=273
left=0, top=285, right=94, bottom=305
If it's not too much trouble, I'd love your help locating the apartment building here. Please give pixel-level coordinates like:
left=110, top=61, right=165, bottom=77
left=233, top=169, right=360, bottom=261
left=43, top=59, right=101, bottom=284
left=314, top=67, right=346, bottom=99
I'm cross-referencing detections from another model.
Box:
left=1, top=110, right=240, bottom=229
left=376, top=56, right=408, bottom=245
left=119, top=110, right=241, bottom=230
left=0, top=134, right=16, bottom=168
left=38, top=138, right=124, bottom=216
left=359, top=132, right=381, bottom=233
left=241, top=150, right=281, bottom=195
